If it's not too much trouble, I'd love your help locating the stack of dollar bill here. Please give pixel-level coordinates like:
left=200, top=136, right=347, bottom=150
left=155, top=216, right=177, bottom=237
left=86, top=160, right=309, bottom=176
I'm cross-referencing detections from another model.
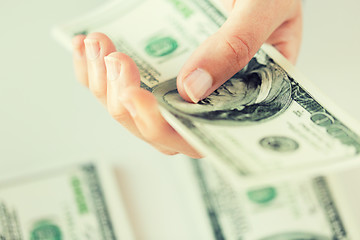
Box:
left=3, top=0, right=357, bottom=238
left=185, top=157, right=360, bottom=239
left=0, top=163, right=135, bottom=239
left=0, top=159, right=360, bottom=240
left=2, top=159, right=360, bottom=239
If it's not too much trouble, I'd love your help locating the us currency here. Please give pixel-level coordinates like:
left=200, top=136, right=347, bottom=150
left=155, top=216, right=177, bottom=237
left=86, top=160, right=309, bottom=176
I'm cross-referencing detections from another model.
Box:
left=0, top=163, right=134, bottom=240
left=189, top=158, right=360, bottom=240
left=53, top=0, right=360, bottom=181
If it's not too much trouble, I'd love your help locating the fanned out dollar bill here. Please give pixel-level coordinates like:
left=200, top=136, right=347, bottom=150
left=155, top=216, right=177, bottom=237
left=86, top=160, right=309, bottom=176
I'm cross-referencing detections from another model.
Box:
left=0, top=163, right=134, bottom=240
left=52, top=0, right=360, bottom=182
left=185, top=158, right=360, bottom=240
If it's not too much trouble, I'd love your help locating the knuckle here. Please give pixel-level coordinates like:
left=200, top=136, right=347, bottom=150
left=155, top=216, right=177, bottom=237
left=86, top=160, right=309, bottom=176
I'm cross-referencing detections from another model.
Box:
left=90, top=88, right=105, bottom=99
left=223, top=34, right=252, bottom=69
left=152, top=144, right=178, bottom=156
left=159, top=149, right=179, bottom=156
left=139, top=120, right=168, bottom=143
left=143, top=130, right=162, bottom=143
left=142, top=124, right=170, bottom=144
left=108, top=108, right=128, bottom=122
left=76, top=75, right=89, bottom=87
left=79, top=80, right=89, bottom=88
left=107, top=51, right=130, bottom=60
left=190, top=152, right=204, bottom=159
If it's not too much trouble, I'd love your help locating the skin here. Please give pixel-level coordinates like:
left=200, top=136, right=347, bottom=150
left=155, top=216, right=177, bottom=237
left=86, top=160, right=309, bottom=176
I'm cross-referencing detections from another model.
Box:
left=72, top=0, right=302, bottom=158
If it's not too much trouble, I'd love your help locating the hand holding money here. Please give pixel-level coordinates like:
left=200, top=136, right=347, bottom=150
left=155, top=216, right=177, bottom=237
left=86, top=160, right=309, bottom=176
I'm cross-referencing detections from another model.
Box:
left=71, top=0, right=302, bottom=159
left=177, top=0, right=302, bottom=103
left=72, top=32, right=203, bottom=158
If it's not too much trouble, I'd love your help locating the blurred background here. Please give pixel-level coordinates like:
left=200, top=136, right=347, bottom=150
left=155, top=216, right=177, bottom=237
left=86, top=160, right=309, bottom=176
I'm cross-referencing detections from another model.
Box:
left=0, top=0, right=359, bottom=239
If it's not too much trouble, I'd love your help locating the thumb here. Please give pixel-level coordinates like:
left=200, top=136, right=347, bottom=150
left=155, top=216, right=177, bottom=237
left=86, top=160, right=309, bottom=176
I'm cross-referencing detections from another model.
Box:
left=177, top=0, right=293, bottom=103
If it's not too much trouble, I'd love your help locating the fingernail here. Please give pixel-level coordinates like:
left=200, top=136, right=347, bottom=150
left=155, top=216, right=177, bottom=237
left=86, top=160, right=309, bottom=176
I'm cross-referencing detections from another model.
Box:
left=84, top=38, right=100, bottom=60
left=104, top=56, right=121, bottom=81
left=183, top=68, right=213, bottom=103
left=122, top=98, right=137, bottom=117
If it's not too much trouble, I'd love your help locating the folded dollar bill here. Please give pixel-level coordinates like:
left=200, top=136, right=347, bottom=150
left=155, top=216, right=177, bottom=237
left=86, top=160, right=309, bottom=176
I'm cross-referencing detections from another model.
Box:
left=187, top=158, right=360, bottom=239
left=53, top=0, right=360, bottom=182
left=0, top=162, right=134, bottom=240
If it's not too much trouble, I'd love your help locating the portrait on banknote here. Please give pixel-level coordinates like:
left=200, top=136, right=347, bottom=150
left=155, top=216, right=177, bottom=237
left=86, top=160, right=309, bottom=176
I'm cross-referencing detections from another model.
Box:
left=154, top=51, right=293, bottom=125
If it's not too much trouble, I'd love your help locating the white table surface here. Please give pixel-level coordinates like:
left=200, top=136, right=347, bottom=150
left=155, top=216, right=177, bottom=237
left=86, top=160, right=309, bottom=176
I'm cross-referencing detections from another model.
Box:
left=0, top=0, right=359, bottom=239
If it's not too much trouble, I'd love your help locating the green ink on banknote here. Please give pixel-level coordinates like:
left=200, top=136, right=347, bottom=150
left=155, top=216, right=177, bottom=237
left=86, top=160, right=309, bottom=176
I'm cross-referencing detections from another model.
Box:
left=311, top=112, right=334, bottom=127
left=167, top=0, right=194, bottom=18
left=71, top=176, right=89, bottom=214
left=73, top=30, right=88, bottom=36
left=247, top=187, right=277, bottom=204
left=145, top=37, right=178, bottom=57
left=259, top=136, right=299, bottom=152
left=30, top=220, right=62, bottom=240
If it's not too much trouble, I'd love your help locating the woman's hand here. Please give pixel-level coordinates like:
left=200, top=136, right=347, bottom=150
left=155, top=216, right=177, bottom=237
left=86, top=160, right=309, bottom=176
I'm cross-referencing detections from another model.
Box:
left=177, top=0, right=302, bottom=103
left=72, top=0, right=302, bottom=158
left=72, top=33, right=203, bottom=158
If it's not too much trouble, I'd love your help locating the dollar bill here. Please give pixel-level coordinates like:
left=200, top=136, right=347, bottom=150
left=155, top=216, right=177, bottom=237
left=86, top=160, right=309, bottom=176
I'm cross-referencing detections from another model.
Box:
left=53, top=0, right=360, bottom=181
left=0, top=163, right=134, bottom=240
left=189, top=158, right=359, bottom=240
